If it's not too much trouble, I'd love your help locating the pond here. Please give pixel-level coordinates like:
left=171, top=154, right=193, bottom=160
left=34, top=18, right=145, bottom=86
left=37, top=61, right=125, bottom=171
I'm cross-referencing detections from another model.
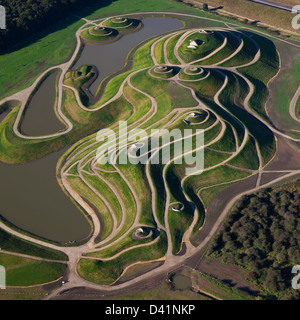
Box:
left=73, top=16, right=184, bottom=95
left=20, top=70, right=66, bottom=137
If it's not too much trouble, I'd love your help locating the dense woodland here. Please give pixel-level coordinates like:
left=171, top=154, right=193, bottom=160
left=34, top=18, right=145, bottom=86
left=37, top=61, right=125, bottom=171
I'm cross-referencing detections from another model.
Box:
left=0, top=0, right=109, bottom=51
left=207, top=181, right=300, bottom=300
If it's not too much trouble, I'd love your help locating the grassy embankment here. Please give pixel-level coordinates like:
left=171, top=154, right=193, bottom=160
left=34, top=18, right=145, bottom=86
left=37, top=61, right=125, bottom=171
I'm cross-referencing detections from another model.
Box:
left=0, top=253, right=66, bottom=287
left=77, top=230, right=168, bottom=285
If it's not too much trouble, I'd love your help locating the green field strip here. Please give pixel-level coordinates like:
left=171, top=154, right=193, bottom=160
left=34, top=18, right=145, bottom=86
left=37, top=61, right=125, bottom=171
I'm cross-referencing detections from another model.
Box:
left=77, top=230, right=168, bottom=285
left=94, top=70, right=132, bottom=106
left=184, top=165, right=251, bottom=201
left=209, top=121, right=236, bottom=153
left=237, top=33, right=279, bottom=123
left=67, top=175, right=113, bottom=242
left=166, top=167, right=195, bottom=254
left=84, top=228, right=158, bottom=259
left=183, top=181, right=205, bottom=238
left=66, top=162, right=80, bottom=175
left=116, top=162, right=156, bottom=227
left=220, top=31, right=258, bottom=67
left=180, top=68, right=225, bottom=99
left=0, top=253, right=67, bottom=287
left=165, top=33, right=184, bottom=65
left=132, top=37, right=157, bottom=70
left=82, top=172, right=124, bottom=228
left=96, top=170, right=137, bottom=240
left=0, top=228, right=67, bottom=261
left=228, top=135, right=260, bottom=170
left=123, top=83, right=153, bottom=126
left=204, top=148, right=232, bottom=169
left=218, top=71, right=276, bottom=165
left=149, top=163, right=166, bottom=228
left=153, top=36, right=167, bottom=65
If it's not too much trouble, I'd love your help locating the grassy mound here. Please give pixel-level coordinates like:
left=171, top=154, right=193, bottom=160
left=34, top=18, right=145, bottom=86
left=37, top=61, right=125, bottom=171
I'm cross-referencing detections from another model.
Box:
left=178, top=67, right=209, bottom=81
left=149, top=65, right=178, bottom=79
left=80, top=26, right=118, bottom=42
left=65, top=65, right=97, bottom=106
left=178, top=30, right=224, bottom=63
left=102, top=17, right=140, bottom=30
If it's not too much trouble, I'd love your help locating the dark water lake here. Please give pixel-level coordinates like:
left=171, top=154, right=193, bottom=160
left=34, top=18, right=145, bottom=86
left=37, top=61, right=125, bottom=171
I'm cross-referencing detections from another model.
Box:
left=0, top=148, right=91, bottom=242
left=20, top=70, right=66, bottom=137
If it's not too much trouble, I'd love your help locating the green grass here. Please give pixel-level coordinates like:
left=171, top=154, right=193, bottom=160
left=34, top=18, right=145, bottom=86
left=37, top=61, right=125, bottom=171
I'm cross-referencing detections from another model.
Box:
left=210, top=122, right=236, bottom=153
left=198, top=30, right=241, bottom=65
left=166, top=167, right=195, bottom=254
left=165, top=33, right=183, bottom=64
left=178, top=67, right=209, bottom=81
left=178, top=31, right=224, bottom=63
left=116, top=162, right=156, bottom=227
left=65, top=65, right=97, bottom=106
left=228, top=135, right=260, bottom=170
left=0, top=228, right=67, bottom=261
left=238, top=32, right=280, bottom=123
left=180, top=68, right=225, bottom=99
left=184, top=166, right=251, bottom=205
left=77, top=230, right=168, bottom=285
left=149, top=66, right=178, bottom=79
left=0, top=253, right=66, bottom=287
left=220, top=31, right=258, bottom=67
left=153, top=37, right=166, bottom=65
left=218, top=71, right=276, bottom=166
left=80, top=27, right=118, bottom=42
left=132, top=38, right=157, bottom=70
left=85, top=227, right=158, bottom=259
left=204, top=148, right=232, bottom=169
left=103, top=18, right=139, bottom=29
left=296, top=96, right=300, bottom=120
left=67, top=175, right=113, bottom=242
left=0, top=18, right=84, bottom=101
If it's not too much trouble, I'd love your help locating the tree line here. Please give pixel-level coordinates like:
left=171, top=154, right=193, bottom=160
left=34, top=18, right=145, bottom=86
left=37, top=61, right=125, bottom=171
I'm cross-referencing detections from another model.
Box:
left=207, top=181, right=300, bottom=300
left=0, top=0, right=111, bottom=51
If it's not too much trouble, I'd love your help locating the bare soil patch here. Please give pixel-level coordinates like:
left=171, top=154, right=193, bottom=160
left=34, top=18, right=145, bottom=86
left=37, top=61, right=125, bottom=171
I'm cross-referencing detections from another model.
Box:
left=197, top=257, right=260, bottom=296
left=264, top=137, right=300, bottom=171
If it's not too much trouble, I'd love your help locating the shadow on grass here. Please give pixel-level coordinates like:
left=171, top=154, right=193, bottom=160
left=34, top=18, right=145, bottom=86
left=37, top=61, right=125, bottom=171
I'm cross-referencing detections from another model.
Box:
left=0, top=0, right=117, bottom=55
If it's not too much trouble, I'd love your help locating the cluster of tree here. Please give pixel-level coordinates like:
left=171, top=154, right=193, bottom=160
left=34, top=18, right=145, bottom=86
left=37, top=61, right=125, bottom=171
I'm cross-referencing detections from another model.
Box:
left=207, top=182, right=300, bottom=300
left=0, top=0, right=109, bottom=51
